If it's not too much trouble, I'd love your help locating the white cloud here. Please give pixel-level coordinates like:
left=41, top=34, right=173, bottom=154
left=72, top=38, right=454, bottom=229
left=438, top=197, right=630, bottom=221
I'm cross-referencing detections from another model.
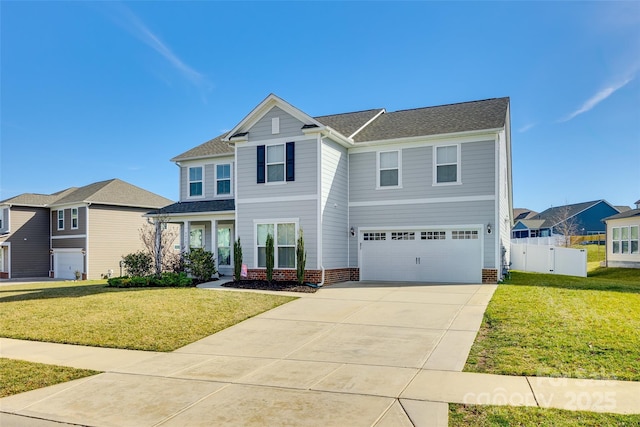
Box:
left=106, top=3, right=212, bottom=92
left=559, top=73, right=636, bottom=122
left=518, top=123, right=535, bottom=133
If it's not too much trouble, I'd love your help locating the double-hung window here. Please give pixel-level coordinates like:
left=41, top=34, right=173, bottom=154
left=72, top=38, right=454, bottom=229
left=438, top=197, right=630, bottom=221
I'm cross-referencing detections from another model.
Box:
left=612, top=226, right=639, bottom=254
left=57, top=210, right=64, bottom=230
left=216, top=164, right=231, bottom=196
left=257, top=142, right=295, bottom=183
left=256, top=222, right=296, bottom=268
left=71, top=208, right=78, bottom=229
left=435, top=145, right=460, bottom=184
left=188, top=166, right=203, bottom=197
left=378, top=151, right=400, bottom=188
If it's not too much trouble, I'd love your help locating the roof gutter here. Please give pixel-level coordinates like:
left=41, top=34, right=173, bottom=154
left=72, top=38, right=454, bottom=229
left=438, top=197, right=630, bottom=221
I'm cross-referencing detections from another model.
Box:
left=353, top=127, right=505, bottom=147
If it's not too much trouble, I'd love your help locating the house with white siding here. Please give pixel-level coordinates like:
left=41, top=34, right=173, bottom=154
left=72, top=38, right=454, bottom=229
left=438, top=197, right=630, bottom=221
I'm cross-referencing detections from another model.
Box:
left=152, top=94, right=513, bottom=284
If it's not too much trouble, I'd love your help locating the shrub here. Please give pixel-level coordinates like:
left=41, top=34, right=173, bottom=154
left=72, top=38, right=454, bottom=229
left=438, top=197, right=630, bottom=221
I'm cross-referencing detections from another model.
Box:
left=265, top=234, right=274, bottom=282
left=184, top=248, right=217, bottom=284
left=234, top=237, right=243, bottom=280
left=296, top=229, right=306, bottom=284
left=121, top=251, right=153, bottom=277
left=106, top=272, right=193, bottom=288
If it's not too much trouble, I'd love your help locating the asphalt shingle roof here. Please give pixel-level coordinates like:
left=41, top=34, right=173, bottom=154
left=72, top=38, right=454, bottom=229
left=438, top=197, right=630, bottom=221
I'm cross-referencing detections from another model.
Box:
left=1, top=179, right=172, bottom=210
left=603, top=209, right=640, bottom=221
left=171, top=97, right=510, bottom=161
left=352, top=97, right=510, bottom=142
left=171, top=133, right=234, bottom=162
left=149, top=199, right=235, bottom=215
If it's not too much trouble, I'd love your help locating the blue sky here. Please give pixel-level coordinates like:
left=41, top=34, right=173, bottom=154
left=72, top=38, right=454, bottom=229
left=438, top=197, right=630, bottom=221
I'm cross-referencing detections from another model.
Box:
left=1, top=1, right=639, bottom=212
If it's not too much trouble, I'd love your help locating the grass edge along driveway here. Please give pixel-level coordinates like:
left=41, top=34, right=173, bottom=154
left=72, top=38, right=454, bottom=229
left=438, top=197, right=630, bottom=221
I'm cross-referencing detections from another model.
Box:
left=0, top=281, right=295, bottom=352
left=465, top=268, right=640, bottom=382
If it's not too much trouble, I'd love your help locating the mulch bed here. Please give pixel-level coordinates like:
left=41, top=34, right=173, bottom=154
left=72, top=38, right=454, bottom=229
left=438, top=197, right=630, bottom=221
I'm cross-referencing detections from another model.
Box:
left=221, top=280, right=318, bottom=293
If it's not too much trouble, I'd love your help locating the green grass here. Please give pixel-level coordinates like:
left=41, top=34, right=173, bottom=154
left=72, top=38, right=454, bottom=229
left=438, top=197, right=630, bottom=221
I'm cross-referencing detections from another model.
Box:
left=0, top=281, right=295, bottom=352
left=465, top=269, right=640, bottom=381
left=449, top=404, right=640, bottom=426
left=573, top=243, right=606, bottom=271
left=0, top=358, right=99, bottom=397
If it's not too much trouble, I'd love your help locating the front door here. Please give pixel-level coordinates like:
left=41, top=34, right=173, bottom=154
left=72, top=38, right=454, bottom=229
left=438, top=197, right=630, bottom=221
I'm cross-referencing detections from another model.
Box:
left=217, top=225, right=233, bottom=276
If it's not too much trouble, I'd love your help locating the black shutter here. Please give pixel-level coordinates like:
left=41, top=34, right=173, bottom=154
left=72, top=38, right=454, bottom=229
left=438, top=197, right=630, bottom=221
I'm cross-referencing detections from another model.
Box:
left=257, top=145, right=265, bottom=183
left=286, top=142, right=295, bottom=182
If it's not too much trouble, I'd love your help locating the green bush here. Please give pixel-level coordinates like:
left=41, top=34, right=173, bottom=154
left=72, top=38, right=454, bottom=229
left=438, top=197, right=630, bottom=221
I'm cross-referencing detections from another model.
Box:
left=234, top=237, right=243, bottom=280
left=121, top=251, right=153, bottom=277
left=106, top=272, right=193, bottom=288
left=184, top=248, right=217, bottom=284
left=296, top=229, right=306, bottom=284
left=265, top=234, right=274, bottom=282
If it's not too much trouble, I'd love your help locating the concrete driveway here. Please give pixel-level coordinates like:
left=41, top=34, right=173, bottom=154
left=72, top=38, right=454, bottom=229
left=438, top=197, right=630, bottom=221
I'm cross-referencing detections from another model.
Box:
left=0, top=281, right=496, bottom=426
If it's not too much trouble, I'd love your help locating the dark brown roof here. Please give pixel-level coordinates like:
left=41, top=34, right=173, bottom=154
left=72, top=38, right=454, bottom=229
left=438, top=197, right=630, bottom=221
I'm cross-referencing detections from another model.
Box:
left=171, top=133, right=234, bottom=162
left=352, top=97, right=510, bottom=142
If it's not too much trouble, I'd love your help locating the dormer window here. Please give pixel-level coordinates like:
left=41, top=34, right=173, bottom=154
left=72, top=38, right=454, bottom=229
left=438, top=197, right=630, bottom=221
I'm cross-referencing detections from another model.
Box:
left=189, top=166, right=203, bottom=197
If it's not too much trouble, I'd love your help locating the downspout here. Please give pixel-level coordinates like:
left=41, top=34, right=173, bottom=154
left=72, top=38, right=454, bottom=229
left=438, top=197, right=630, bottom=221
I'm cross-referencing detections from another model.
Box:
left=85, top=203, right=91, bottom=279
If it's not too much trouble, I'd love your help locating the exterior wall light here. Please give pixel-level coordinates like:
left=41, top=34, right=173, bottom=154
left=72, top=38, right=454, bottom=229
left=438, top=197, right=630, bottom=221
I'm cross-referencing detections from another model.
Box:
left=487, top=223, right=492, bottom=234
left=350, top=227, right=355, bottom=237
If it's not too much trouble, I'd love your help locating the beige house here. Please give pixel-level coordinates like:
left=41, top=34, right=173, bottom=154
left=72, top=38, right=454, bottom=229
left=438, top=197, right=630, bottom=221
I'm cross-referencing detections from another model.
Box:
left=603, top=202, right=640, bottom=269
left=0, top=179, right=173, bottom=280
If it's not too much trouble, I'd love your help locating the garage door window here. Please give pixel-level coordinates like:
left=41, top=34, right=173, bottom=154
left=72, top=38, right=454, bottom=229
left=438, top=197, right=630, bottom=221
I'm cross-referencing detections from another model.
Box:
left=452, top=230, right=478, bottom=240
left=391, top=232, right=415, bottom=240
left=422, top=231, right=446, bottom=240
left=363, top=232, right=386, bottom=241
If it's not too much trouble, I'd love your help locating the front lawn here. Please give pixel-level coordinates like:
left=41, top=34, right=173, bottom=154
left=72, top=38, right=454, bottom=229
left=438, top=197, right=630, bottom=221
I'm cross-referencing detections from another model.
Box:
left=449, top=404, right=640, bottom=426
left=465, top=269, right=640, bottom=381
left=0, top=281, right=295, bottom=352
left=0, top=358, right=98, bottom=397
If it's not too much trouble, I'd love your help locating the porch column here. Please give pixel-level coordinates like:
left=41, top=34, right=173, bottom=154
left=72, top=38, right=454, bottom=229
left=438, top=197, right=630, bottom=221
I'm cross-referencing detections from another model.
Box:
left=212, top=219, right=218, bottom=266
left=184, top=221, right=190, bottom=252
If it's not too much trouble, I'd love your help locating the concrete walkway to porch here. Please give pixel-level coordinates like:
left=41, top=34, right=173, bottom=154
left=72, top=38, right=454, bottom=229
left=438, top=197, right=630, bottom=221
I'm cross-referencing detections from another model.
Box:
left=1, top=281, right=638, bottom=426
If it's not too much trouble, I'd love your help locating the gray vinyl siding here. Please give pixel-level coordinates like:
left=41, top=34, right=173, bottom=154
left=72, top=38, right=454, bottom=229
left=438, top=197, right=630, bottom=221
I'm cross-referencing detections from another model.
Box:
left=51, top=207, right=87, bottom=236
left=321, top=139, right=349, bottom=269
left=247, top=106, right=305, bottom=142
left=0, top=207, right=50, bottom=278
left=349, top=140, right=495, bottom=203
left=179, top=158, right=234, bottom=202
left=87, top=205, right=150, bottom=280
left=236, top=139, right=318, bottom=199
left=349, top=200, right=496, bottom=269
left=52, top=238, right=85, bottom=249
left=236, top=199, right=318, bottom=269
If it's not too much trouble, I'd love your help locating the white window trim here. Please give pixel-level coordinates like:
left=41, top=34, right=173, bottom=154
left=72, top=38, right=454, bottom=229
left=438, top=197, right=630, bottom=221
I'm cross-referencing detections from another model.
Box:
left=376, top=150, right=402, bottom=189
left=71, top=208, right=79, bottom=230
left=433, top=144, right=462, bottom=186
left=187, top=165, right=205, bottom=199
left=254, top=218, right=299, bottom=269
left=612, top=225, right=639, bottom=255
left=266, top=143, right=286, bottom=184
left=215, top=163, right=233, bottom=197
left=57, top=210, right=64, bottom=230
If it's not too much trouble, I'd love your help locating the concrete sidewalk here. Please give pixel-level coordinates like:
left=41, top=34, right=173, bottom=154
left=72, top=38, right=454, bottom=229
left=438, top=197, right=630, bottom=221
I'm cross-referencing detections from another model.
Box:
left=1, top=281, right=638, bottom=426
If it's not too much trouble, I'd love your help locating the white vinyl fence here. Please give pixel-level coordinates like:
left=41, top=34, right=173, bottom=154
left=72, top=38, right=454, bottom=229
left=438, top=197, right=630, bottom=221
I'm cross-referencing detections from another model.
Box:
left=511, top=244, right=587, bottom=277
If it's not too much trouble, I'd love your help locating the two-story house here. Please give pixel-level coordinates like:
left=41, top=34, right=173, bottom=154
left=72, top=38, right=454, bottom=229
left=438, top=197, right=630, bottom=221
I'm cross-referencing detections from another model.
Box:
left=152, top=94, right=513, bottom=284
left=0, top=179, right=173, bottom=280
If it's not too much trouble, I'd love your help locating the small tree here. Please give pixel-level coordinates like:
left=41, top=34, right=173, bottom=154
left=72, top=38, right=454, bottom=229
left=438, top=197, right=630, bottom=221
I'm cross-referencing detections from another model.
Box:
left=140, top=217, right=179, bottom=275
left=265, top=233, right=274, bottom=282
left=549, top=204, right=581, bottom=247
left=184, top=248, right=217, bottom=284
left=234, top=237, right=243, bottom=280
left=296, top=229, right=307, bottom=284
left=121, top=251, right=153, bottom=277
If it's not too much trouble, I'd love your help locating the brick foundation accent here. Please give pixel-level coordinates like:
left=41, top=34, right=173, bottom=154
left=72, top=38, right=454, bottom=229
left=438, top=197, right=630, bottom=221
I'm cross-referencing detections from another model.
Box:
left=0, top=272, right=8, bottom=279
left=245, top=268, right=360, bottom=286
left=482, top=268, right=498, bottom=284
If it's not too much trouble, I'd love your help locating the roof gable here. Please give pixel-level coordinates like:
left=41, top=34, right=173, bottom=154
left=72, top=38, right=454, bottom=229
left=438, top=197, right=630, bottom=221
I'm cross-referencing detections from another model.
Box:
left=51, top=179, right=173, bottom=209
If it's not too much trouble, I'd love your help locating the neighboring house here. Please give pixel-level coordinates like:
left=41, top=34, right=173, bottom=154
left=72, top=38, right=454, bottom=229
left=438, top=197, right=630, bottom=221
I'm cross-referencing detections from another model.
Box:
left=0, top=179, right=172, bottom=280
left=603, top=207, right=640, bottom=268
left=513, top=208, right=537, bottom=222
left=512, top=200, right=620, bottom=239
left=151, top=94, right=513, bottom=284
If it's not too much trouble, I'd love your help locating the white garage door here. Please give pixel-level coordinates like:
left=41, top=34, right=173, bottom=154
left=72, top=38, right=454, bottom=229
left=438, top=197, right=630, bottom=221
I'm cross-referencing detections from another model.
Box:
left=54, top=251, right=84, bottom=280
left=360, top=229, right=482, bottom=283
